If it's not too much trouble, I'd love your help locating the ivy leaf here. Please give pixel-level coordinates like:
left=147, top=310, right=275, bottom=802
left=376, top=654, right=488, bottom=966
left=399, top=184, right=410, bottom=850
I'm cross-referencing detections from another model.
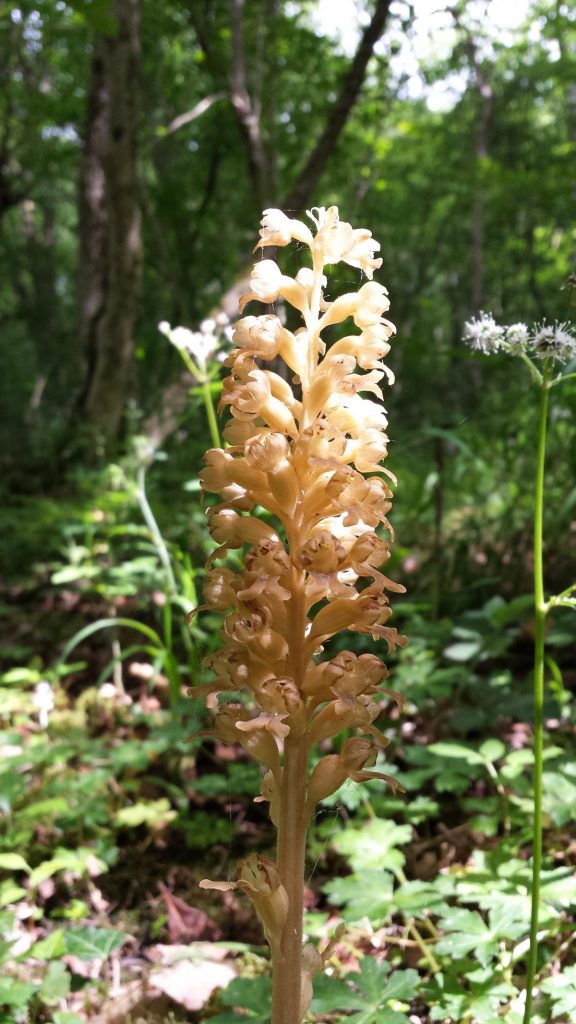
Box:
left=0, top=978, right=35, bottom=1008
left=40, top=961, right=71, bottom=1004
left=27, top=929, right=65, bottom=961
left=63, top=927, right=125, bottom=960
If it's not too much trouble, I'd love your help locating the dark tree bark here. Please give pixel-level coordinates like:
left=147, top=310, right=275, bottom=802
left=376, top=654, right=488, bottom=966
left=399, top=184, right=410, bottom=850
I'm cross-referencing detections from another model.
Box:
left=77, top=0, right=141, bottom=441
left=285, top=0, right=392, bottom=211
left=230, top=0, right=270, bottom=208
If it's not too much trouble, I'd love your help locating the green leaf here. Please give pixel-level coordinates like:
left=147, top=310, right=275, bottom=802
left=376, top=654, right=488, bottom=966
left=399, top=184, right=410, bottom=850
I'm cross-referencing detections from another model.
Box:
left=428, top=742, right=485, bottom=765
left=323, top=869, right=395, bottom=922
left=58, top=618, right=163, bottom=668
left=29, top=847, right=107, bottom=888
left=316, top=958, right=419, bottom=1024
left=0, top=667, right=41, bottom=687
left=18, top=798, right=69, bottom=821
left=0, top=853, right=30, bottom=874
left=0, top=977, right=35, bottom=1008
left=311, top=974, right=366, bottom=1013
left=27, top=929, right=65, bottom=961
left=63, top=927, right=125, bottom=960
left=51, top=565, right=101, bottom=584
left=333, top=820, right=412, bottom=872
left=0, top=881, right=26, bottom=906
left=479, top=738, right=505, bottom=763
left=211, top=977, right=272, bottom=1023
left=40, top=961, right=71, bottom=1004
left=541, top=964, right=576, bottom=1017
left=436, top=909, right=496, bottom=967
left=52, top=1014, right=85, bottom=1024
left=114, top=798, right=176, bottom=828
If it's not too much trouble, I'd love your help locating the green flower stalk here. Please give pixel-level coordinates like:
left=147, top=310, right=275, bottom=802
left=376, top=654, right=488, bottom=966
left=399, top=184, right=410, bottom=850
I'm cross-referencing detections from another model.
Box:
left=159, top=316, right=229, bottom=448
left=194, top=206, right=406, bottom=1024
left=464, top=312, right=576, bottom=1024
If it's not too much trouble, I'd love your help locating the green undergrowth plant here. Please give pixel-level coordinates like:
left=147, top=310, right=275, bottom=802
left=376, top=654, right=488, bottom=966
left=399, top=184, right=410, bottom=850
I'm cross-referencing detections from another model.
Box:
left=464, top=311, right=576, bottom=1023
left=49, top=394, right=230, bottom=708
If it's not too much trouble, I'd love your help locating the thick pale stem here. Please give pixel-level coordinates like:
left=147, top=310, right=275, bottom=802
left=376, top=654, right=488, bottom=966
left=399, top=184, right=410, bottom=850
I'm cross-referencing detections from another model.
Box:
left=523, top=381, right=549, bottom=1024
left=272, top=734, right=309, bottom=1024
left=270, top=248, right=325, bottom=1021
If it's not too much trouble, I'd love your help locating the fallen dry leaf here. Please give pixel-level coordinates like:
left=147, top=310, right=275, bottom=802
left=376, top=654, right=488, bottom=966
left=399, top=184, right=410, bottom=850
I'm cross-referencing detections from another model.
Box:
left=150, top=957, right=236, bottom=1011
left=159, top=881, right=221, bottom=942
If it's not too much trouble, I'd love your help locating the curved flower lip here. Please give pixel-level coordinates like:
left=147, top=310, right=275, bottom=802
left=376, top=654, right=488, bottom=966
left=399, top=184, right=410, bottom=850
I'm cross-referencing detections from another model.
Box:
left=199, top=878, right=236, bottom=892
left=239, top=260, right=309, bottom=315
left=255, top=208, right=314, bottom=249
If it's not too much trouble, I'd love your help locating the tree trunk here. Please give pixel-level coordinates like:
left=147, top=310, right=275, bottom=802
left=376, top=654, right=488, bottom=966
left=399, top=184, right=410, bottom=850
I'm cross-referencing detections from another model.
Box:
left=77, top=0, right=141, bottom=442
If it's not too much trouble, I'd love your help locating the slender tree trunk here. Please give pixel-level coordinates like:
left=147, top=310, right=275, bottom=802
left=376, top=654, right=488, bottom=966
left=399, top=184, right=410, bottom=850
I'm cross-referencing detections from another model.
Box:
left=77, top=0, right=141, bottom=442
left=470, top=75, right=492, bottom=311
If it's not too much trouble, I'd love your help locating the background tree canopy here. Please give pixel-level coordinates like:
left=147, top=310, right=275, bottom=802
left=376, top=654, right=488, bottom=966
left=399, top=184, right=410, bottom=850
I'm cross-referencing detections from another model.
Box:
left=0, top=2, right=575, bottom=1023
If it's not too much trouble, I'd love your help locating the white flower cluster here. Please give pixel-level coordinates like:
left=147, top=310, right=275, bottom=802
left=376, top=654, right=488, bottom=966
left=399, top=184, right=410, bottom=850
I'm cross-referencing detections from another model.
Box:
left=464, top=313, right=576, bottom=365
left=531, top=322, right=576, bottom=363
left=463, top=312, right=505, bottom=354
left=158, top=314, right=231, bottom=372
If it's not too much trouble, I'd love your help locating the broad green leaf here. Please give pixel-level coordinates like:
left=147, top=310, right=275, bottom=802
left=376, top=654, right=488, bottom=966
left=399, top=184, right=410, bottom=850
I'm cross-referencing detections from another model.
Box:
left=0, top=977, right=35, bottom=1008
left=436, top=909, right=496, bottom=967
left=333, top=820, right=412, bottom=872
left=315, top=958, right=419, bottom=1024
left=29, top=847, right=107, bottom=888
left=0, top=881, right=26, bottom=906
left=40, top=961, right=71, bottom=1004
left=323, top=869, right=395, bottom=922
left=0, top=853, right=30, bottom=874
left=18, top=798, right=69, bottom=821
left=27, top=929, right=65, bottom=960
left=428, top=742, right=485, bottom=765
left=51, top=565, right=101, bottom=584
left=479, top=738, right=505, bottom=763
left=541, top=964, right=576, bottom=1017
left=52, top=1014, right=85, bottom=1024
left=312, top=974, right=367, bottom=1013
left=63, top=927, right=125, bottom=960
left=211, top=977, right=272, bottom=1023
left=114, top=798, right=176, bottom=828
left=0, top=667, right=41, bottom=687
